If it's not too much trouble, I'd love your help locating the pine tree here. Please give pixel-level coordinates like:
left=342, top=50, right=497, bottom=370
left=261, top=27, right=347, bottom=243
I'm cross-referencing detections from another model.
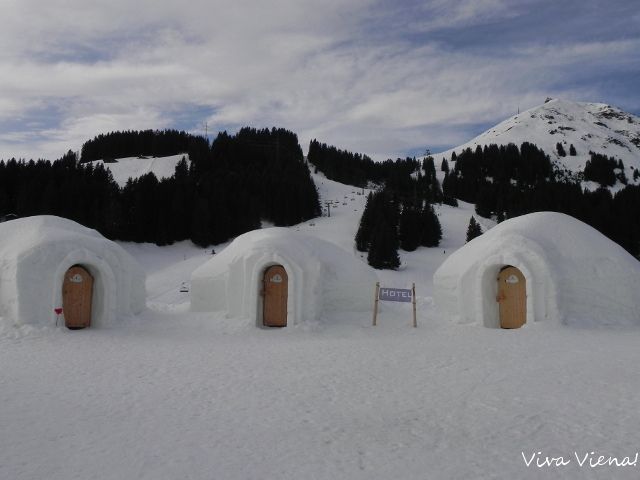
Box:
left=419, top=204, right=442, bottom=247
left=423, top=156, right=436, bottom=183
left=569, top=144, right=576, bottom=156
left=442, top=194, right=458, bottom=207
left=355, top=192, right=376, bottom=251
left=584, top=153, right=617, bottom=186
left=613, top=160, right=627, bottom=185
left=367, top=216, right=400, bottom=269
left=475, top=183, right=495, bottom=218
left=466, top=216, right=483, bottom=242
left=556, top=142, right=566, bottom=157
left=399, top=202, right=421, bottom=251
left=442, top=172, right=457, bottom=200
left=191, top=197, right=212, bottom=247
left=441, top=158, right=449, bottom=173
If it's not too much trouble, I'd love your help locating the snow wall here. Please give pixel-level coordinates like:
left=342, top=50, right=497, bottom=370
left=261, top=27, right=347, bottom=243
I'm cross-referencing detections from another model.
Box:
left=433, top=212, right=640, bottom=327
left=191, top=228, right=378, bottom=326
left=0, top=216, right=146, bottom=327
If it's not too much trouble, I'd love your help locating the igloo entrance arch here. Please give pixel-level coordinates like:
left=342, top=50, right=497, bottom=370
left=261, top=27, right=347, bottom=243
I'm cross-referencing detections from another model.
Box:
left=474, top=254, right=547, bottom=328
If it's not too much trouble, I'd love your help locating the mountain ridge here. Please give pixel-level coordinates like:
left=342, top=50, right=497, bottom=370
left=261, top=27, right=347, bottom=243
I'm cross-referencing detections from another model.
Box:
left=433, top=98, right=640, bottom=181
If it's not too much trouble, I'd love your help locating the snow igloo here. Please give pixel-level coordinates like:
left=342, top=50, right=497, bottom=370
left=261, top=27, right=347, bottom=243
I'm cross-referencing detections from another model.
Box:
left=434, top=212, right=640, bottom=328
left=191, top=228, right=378, bottom=327
left=0, top=216, right=145, bottom=329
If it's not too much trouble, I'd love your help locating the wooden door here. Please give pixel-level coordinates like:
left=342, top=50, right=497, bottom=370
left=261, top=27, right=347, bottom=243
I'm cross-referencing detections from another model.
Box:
left=263, top=265, right=288, bottom=327
left=497, top=266, right=526, bottom=329
left=62, top=266, right=94, bottom=329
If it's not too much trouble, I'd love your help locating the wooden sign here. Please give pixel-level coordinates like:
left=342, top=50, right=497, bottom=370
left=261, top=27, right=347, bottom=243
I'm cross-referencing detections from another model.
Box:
left=372, top=282, right=417, bottom=327
left=379, top=287, right=412, bottom=302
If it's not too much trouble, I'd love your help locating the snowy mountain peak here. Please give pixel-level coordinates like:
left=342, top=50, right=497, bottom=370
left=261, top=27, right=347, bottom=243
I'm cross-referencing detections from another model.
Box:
left=436, top=99, right=640, bottom=176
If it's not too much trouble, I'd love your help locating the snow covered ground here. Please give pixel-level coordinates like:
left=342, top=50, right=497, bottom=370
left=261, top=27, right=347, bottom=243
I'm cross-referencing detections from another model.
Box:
left=89, top=154, right=188, bottom=187
left=3, top=311, right=640, bottom=479
left=2, top=170, right=640, bottom=479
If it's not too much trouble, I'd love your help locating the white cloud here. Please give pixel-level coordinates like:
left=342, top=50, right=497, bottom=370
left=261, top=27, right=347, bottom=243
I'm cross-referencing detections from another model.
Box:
left=404, top=0, right=524, bottom=32
left=0, top=0, right=638, bottom=161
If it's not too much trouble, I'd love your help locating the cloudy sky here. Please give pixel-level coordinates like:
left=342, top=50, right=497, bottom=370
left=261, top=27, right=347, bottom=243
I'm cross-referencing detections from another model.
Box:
left=1, top=0, right=639, bottom=161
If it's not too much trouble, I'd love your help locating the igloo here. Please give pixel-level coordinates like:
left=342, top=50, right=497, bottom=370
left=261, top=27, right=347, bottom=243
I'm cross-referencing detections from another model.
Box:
left=191, top=228, right=378, bottom=326
left=434, top=212, right=640, bottom=328
left=0, top=216, right=146, bottom=328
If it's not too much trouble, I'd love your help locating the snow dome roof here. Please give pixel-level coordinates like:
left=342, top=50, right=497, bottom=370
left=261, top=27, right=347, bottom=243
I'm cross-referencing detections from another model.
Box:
left=193, top=227, right=364, bottom=279
left=0, top=215, right=105, bottom=258
left=191, top=227, right=378, bottom=325
left=434, top=212, right=640, bottom=327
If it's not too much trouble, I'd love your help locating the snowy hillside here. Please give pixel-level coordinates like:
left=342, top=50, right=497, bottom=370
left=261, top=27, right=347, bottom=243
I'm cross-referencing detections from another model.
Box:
left=89, top=153, right=188, bottom=187
left=434, top=99, right=640, bottom=177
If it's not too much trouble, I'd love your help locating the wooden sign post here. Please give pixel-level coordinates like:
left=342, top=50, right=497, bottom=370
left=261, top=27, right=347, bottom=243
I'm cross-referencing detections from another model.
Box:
left=412, top=283, right=417, bottom=328
left=372, top=282, right=380, bottom=326
left=372, top=283, right=417, bottom=327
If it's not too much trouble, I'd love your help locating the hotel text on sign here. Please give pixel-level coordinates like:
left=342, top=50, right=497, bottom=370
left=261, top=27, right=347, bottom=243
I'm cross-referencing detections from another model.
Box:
left=379, top=287, right=412, bottom=303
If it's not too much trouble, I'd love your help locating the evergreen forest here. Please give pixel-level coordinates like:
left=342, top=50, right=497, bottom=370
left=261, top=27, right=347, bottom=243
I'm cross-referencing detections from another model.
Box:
left=353, top=141, right=640, bottom=268
left=1, top=128, right=639, bottom=268
left=442, top=144, right=640, bottom=257
left=80, top=129, right=209, bottom=163
left=0, top=128, right=320, bottom=246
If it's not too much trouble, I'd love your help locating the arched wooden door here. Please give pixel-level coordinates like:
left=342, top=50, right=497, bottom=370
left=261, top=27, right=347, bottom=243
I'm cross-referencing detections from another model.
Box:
left=497, top=266, right=526, bottom=329
left=62, top=266, right=94, bottom=329
left=263, top=265, right=288, bottom=327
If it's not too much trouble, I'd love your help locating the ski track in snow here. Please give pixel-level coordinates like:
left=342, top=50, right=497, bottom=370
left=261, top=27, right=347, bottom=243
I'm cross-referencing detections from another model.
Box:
left=2, top=163, right=640, bottom=479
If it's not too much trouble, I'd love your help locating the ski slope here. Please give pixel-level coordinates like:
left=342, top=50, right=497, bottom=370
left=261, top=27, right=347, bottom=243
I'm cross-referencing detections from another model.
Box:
left=2, top=165, right=640, bottom=479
